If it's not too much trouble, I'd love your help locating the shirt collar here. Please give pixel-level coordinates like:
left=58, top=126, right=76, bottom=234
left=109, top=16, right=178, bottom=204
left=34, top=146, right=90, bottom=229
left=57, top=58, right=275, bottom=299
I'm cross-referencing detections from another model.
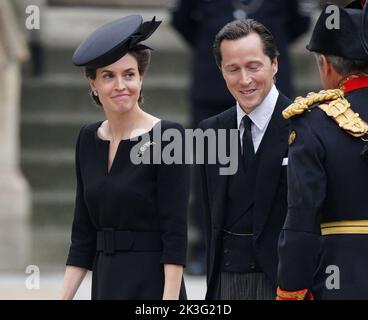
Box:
left=236, top=85, right=279, bottom=130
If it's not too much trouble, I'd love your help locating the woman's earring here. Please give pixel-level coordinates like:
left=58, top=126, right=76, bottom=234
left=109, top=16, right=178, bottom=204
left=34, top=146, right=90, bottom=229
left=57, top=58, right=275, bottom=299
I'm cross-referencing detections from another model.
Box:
left=93, top=90, right=98, bottom=96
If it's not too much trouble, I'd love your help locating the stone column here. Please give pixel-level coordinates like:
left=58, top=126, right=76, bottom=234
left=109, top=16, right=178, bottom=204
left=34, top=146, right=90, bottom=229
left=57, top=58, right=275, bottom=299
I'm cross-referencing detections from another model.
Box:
left=0, top=0, right=31, bottom=272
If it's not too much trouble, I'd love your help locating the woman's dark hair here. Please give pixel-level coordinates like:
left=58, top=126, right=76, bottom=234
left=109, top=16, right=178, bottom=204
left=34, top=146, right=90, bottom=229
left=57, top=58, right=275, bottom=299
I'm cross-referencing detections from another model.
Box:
left=213, top=19, right=279, bottom=68
left=85, top=49, right=151, bottom=107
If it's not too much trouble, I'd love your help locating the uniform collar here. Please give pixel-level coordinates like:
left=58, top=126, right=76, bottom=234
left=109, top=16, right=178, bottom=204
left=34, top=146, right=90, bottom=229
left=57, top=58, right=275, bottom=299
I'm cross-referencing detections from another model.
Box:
left=339, top=75, right=368, bottom=94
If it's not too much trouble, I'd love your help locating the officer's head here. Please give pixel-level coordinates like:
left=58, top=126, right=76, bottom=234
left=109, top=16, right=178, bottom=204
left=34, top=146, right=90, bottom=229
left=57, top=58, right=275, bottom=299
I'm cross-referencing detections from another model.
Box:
left=72, top=15, right=160, bottom=111
left=307, top=0, right=368, bottom=89
left=213, top=19, right=279, bottom=113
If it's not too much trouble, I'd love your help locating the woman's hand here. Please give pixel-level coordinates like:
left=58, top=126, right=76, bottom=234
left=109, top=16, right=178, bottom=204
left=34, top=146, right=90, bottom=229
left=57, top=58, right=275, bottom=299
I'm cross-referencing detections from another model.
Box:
left=162, top=264, right=183, bottom=300
left=58, top=266, right=88, bottom=300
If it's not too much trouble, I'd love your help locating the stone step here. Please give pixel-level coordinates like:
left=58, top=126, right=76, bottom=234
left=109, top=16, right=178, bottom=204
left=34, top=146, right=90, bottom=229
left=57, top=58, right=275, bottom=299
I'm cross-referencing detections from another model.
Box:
left=21, top=120, right=81, bottom=151
left=31, top=190, right=75, bottom=225
left=41, top=7, right=186, bottom=51
left=21, top=74, right=190, bottom=115
left=20, top=79, right=319, bottom=152
left=23, top=47, right=192, bottom=78
left=20, top=112, right=189, bottom=151
left=21, top=149, right=75, bottom=191
left=23, top=44, right=318, bottom=84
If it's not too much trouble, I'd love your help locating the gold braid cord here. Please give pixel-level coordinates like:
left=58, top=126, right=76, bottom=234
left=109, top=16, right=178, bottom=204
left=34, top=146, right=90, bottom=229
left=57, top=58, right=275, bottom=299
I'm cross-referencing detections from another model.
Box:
left=282, top=89, right=368, bottom=138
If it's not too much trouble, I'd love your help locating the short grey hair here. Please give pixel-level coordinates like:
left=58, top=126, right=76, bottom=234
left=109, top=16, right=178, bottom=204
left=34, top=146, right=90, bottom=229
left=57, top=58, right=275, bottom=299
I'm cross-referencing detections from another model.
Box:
left=315, top=53, right=368, bottom=76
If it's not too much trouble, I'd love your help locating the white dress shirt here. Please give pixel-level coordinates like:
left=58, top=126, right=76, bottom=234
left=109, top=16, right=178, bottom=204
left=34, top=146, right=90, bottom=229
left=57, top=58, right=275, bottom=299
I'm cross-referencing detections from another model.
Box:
left=237, top=85, right=279, bottom=153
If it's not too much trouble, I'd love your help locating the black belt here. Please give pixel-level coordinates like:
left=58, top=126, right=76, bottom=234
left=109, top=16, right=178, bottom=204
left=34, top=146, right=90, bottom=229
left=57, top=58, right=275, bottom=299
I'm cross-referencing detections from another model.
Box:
left=97, top=229, right=162, bottom=254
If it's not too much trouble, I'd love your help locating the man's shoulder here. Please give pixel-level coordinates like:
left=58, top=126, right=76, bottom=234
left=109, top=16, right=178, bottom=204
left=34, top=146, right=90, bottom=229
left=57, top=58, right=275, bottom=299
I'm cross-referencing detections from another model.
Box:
left=285, top=89, right=368, bottom=139
left=198, top=106, right=236, bottom=130
left=282, top=89, right=342, bottom=121
left=276, top=91, right=292, bottom=109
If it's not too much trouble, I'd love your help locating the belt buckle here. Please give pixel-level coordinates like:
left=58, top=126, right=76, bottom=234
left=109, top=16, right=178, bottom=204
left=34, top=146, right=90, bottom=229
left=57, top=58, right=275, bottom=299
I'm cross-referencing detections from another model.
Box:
left=102, top=228, right=115, bottom=254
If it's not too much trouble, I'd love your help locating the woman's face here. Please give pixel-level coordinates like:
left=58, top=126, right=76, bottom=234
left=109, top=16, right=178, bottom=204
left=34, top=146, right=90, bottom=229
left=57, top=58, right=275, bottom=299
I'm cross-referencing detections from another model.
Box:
left=89, top=53, right=142, bottom=114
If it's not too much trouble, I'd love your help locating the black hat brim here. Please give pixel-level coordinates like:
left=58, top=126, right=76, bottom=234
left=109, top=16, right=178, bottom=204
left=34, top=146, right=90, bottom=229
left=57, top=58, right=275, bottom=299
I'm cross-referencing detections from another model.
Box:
left=72, top=15, right=161, bottom=68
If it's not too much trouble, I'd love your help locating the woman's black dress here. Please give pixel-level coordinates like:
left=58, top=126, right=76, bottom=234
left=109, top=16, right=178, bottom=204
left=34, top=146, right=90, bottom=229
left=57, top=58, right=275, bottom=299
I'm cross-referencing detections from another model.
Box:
left=66, top=120, right=189, bottom=299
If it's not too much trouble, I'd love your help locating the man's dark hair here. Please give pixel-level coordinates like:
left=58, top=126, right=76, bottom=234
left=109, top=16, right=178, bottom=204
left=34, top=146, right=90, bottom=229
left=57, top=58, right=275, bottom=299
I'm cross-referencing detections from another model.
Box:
left=213, top=19, right=279, bottom=68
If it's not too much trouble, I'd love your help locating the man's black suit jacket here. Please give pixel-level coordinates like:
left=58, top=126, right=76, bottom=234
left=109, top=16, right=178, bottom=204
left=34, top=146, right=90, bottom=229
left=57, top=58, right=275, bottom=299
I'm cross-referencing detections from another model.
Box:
left=198, top=93, right=291, bottom=299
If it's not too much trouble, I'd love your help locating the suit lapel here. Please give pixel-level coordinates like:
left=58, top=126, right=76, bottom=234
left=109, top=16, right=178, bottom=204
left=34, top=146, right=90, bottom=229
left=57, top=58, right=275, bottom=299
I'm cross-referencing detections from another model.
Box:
left=211, top=107, right=237, bottom=229
left=253, top=94, right=290, bottom=236
left=207, top=107, right=237, bottom=291
left=224, top=145, right=258, bottom=227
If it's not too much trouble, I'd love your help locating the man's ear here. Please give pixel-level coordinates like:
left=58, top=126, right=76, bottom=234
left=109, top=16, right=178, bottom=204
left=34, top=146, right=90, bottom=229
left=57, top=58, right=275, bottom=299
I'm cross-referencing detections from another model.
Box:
left=319, top=54, right=331, bottom=78
left=271, top=58, right=278, bottom=77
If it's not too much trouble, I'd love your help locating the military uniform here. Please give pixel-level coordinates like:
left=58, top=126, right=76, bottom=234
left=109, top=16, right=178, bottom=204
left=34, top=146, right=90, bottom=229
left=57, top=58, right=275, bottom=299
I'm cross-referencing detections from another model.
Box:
left=277, top=0, right=368, bottom=300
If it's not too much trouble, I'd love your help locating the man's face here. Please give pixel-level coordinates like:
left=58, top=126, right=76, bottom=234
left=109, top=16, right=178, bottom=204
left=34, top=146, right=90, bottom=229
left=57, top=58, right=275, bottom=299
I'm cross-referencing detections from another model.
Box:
left=220, top=33, right=278, bottom=113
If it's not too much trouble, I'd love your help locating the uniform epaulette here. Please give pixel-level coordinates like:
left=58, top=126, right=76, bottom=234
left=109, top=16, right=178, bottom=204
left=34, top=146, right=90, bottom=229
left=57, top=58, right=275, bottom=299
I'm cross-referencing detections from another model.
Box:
left=282, top=89, right=343, bottom=120
left=282, top=89, right=368, bottom=138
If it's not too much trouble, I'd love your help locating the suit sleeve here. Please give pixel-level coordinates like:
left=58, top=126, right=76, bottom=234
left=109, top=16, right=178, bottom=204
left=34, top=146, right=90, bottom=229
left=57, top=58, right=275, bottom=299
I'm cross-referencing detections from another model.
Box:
left=198, top=120, right=212, bottom=285
left=66, top=127, right=97, bottom=270
left=277, top=115, right=325, bottom=292
left=285, top=0, right=312, bottom=44
left=157, top=123, right=189, bottom=266
left=170, top=0, right=198, bottom=46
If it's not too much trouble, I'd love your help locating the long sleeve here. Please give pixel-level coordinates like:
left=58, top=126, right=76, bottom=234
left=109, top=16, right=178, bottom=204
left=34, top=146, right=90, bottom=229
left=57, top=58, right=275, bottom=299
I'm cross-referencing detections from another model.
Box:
left=285, top=0, right=313, bottom=44
left=66, top=127, right=97, bottom=270
left=277, top=115, right=325, bottom=292
left=197, top=120, right=213, bottom=285
left=157, top=123, right=189, bottom=266
left=170, top=0, right=198, bottom=47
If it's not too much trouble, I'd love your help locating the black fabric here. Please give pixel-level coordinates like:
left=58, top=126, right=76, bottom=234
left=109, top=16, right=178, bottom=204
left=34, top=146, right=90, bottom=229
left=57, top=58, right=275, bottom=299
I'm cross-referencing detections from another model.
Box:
left=241, top=115, right=255, bottom=172
left=220, top=144, right=258, bottom=273
left=362, top=1, right=368, bottom=54
left=171, top=0, right=312, bottom=102
left=66, top=120, right=189, bottom=300
left=307, top=1, right=368, bottom=59
left=277, top=88, right=368, bottom=299
left=171, top=0, right=310, bottom=274
left=72, top=15, right=161, bottom=68
left=215, top=272, right=275, bottom=300
left=198, top=93, right=291, bottom=299
left=96, top=230, right=162, bottom=253
left=225, top=153, right=256, bottom=234
left=220, top=233, right=261, bottom=273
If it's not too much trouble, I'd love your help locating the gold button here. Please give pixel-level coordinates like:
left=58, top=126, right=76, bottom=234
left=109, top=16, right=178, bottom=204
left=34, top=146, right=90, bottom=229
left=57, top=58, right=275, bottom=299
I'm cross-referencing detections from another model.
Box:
left=289, top=130, right=296, bottom=145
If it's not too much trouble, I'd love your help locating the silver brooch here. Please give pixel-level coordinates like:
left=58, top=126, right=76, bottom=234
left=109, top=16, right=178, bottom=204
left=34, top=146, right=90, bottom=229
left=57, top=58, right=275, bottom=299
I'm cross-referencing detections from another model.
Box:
left=137, top=141, right=156, bottom=157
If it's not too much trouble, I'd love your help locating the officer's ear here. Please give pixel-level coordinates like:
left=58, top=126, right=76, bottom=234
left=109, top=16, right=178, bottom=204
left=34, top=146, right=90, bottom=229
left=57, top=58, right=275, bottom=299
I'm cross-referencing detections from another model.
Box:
left=318, top=54, right=328, bottom=68
left=316, top=54, right=338, bottom=89
left=271, top=58, right=278, bottom=77
left=317, top=54, right=331, bottom=77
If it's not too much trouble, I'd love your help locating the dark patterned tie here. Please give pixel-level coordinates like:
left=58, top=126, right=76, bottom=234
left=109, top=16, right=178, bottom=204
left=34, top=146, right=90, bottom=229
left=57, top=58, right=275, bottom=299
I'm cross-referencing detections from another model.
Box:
left=242, top=115, right=255, bottom=171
